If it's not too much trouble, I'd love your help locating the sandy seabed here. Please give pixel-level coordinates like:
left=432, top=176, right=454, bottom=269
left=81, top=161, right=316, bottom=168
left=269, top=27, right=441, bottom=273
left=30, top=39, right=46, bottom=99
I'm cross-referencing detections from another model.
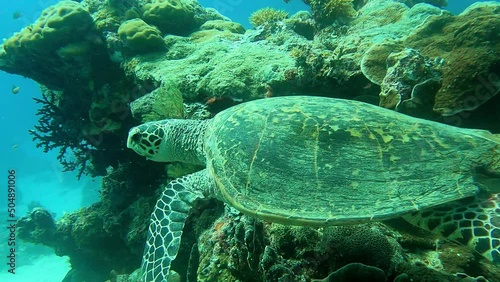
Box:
left=0, top=254, right=70, bottom=282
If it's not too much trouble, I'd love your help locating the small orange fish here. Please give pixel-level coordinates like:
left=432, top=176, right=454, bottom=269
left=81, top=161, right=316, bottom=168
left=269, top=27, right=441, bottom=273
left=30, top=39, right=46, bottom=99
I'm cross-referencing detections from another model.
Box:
left=11, top=85, right=20, bottom=94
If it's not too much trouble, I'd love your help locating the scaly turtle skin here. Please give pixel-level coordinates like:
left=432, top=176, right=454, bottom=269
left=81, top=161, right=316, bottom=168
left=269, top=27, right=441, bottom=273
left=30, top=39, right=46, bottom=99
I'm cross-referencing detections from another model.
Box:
left=127, top=96, right=500, bottom=281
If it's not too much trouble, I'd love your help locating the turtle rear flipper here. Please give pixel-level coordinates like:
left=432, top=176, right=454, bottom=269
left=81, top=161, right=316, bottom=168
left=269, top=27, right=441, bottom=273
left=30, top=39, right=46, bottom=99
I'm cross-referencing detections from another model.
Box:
left=404, top=193, right=500, bottom=265
left=142, top=170, right=211, bottom=282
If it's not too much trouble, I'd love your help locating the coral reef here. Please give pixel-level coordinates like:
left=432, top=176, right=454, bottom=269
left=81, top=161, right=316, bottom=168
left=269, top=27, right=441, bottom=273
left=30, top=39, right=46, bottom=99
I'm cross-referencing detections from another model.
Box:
left=17, top=160, right=166, bottom=281
left=168, top=207, right=500, bottom=281
left=195, top=208, right=264, bottom=281
left=249, top=7, right=289, bottom=28
left=0, top=1, right=146, bottom=178
left=194, top=210, right=402, bottom=281
left=1, top=0, right=499, bottom=281
left=356, top=1, right=500, bottom=122
left=123, top=34, right=297, bottom=102
left=405, top=2, right=500, bottom=118
left=189, top=19, right=246, bottom=43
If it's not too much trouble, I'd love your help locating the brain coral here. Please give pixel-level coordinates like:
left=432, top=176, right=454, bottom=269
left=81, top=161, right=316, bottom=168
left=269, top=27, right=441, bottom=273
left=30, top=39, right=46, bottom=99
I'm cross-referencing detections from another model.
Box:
left=142, top=0, right=199, bottom=35
left=118, top=18, right=165, bottom=55
left=3, top=0, right=94, bottom=53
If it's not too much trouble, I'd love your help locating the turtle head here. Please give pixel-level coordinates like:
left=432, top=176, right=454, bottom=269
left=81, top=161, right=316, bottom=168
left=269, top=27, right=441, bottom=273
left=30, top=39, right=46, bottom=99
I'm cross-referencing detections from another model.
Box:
left=127, top=121, right=167, bottom=162
left=127, top=119, right=209, bottom=165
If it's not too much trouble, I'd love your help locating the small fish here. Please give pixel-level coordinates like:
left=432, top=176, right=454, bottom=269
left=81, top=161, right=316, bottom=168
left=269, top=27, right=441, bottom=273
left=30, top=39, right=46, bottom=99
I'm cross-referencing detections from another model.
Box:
left=11, top=85, right=20, bottom=94
left=11, top=144, right=19, bottom=151
left=12, top=11, right=23, bottom=20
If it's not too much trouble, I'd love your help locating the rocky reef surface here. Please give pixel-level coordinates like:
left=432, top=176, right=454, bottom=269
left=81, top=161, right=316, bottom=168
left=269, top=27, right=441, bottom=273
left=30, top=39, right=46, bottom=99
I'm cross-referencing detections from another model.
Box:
left=1, top=0, right=499, bottom=281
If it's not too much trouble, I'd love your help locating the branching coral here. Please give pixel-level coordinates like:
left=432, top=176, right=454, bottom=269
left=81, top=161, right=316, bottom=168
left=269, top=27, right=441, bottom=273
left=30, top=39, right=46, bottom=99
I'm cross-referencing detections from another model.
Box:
left=29, top=88, right=95, bottom=179
left=249, top=7, right=289, bottom=28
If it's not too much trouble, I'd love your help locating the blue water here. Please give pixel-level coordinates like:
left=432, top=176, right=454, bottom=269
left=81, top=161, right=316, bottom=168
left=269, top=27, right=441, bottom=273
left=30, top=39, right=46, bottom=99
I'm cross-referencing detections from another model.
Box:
left=0, top=0, right=496, bottom=281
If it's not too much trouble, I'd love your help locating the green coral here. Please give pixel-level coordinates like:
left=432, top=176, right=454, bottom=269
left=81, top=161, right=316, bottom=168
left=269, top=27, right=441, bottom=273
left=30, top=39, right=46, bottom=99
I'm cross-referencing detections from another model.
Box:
left=249, top=7, right=289, bottom=28
left=142, top=0, right=198, bottom=35
left=118, top=18, right=165, bottom=55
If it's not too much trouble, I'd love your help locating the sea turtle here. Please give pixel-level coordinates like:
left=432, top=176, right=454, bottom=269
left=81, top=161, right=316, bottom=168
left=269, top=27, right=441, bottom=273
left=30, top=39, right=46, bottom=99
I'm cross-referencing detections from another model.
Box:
left=127, top=96, right=500, bottom=281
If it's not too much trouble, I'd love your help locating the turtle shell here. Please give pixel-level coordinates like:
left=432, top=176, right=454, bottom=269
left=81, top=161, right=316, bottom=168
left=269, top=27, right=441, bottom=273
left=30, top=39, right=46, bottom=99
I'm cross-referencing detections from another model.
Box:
left=204, top=96, right=497, bottom=226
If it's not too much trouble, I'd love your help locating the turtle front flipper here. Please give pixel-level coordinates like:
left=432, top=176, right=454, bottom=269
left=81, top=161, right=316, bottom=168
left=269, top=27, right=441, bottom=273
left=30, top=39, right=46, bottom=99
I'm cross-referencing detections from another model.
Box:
left=403, top=193, right=500, bottom=266
left=142, top=169, right=212, bottom=282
